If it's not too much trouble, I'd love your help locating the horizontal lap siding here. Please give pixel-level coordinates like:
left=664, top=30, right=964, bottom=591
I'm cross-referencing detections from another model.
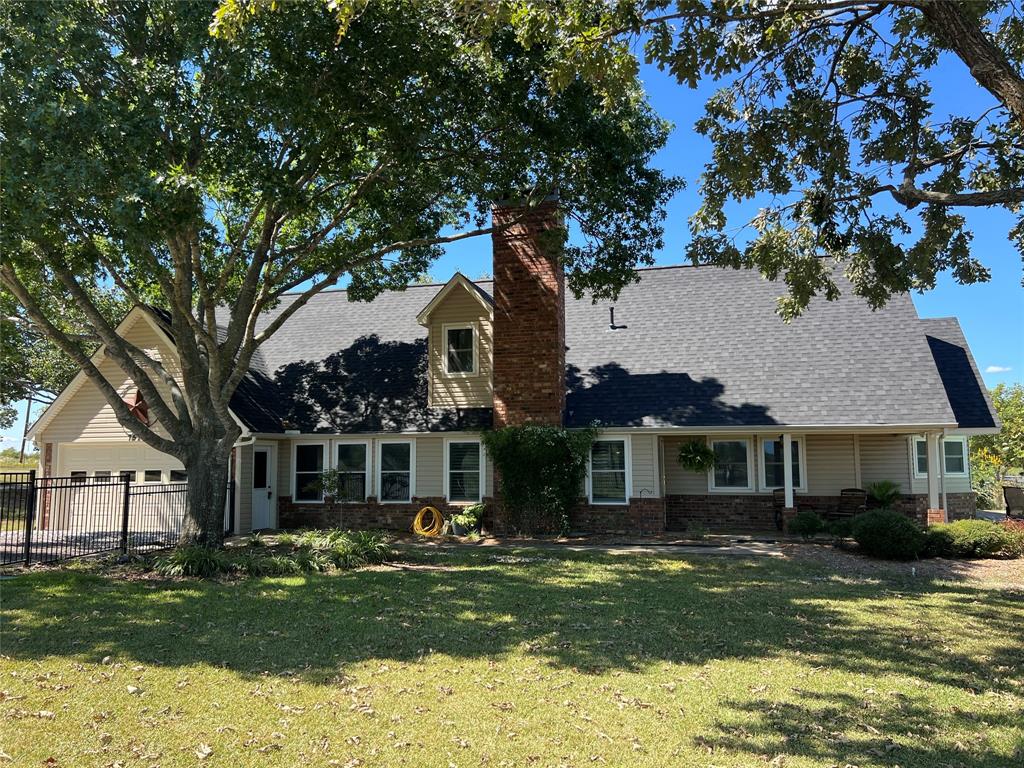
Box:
left=662, top=436, right=711, bottom=494
left=237, top=443, right=253, bottom=533
left=805, top=434, right=856, bottom=495
left=428, top=287, right=493, bottom=408
left=860, top=435, right=913, bottom=493
left=630, top=434, right=659, bottom=497
left=415, top=437, right=443, bottom=498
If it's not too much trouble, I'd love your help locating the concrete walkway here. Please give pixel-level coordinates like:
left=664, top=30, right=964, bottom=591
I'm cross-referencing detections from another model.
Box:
left=393, top=535, right=788, bottom=558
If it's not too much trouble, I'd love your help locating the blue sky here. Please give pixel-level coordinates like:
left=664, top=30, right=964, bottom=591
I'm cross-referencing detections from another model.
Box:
left=4, top=50, right=1021, bottom=451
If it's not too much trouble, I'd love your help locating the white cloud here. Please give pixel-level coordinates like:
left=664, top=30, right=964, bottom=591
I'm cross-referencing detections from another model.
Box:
left=985, top=365, right=1013, bottom=374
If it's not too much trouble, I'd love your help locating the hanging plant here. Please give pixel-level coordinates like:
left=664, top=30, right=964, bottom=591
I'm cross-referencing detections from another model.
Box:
left=677, top=441, right=716, bottom=473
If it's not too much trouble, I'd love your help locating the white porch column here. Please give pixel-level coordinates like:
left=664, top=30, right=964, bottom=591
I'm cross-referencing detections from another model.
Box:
left=926, top=432, right=941, bottom=512
left=782, top=433, right=794, bottom=509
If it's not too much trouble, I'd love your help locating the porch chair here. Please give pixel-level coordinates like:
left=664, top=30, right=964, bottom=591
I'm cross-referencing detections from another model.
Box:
left=1004, top=485, right=1024, bottom=520
left=835, top=488, right=868, bottom=518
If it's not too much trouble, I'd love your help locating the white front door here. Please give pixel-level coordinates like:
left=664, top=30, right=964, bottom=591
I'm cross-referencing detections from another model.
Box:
left=251, top=446, right=275, bottom=530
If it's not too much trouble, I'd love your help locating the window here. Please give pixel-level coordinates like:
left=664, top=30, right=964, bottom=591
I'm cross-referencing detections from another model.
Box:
left=378, top=441, right=414, bottom=503
left=144, top=469, right=162, bottom=483
left=170, top=469, right=187, bottom=482
left=447, top=441, right=482, bottom=503
left=92, top=470, right=111, bottom=484
left=444, top=325, right=475, bottom=374
left=70, top=471, right=87, bottom=485
left=335, top=443, right=368, bottom=502
left=709, top=439, right=752, bottom=491
left=761, top=438, right=803, bottom=490
left=590, top=439, right=628, bottom=504
left=119, top=470, right=136, bottom=483
left=913, top=437, right=968, bottom=477
left=294, top=444, right=325, bottom=502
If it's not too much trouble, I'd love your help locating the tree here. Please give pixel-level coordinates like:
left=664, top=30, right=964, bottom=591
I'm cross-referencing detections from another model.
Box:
left=1, top=0, right=676, bottom=545
left=972, top=382, right=1024, bottom=475
left=488, top=0, right=1023, bottom=318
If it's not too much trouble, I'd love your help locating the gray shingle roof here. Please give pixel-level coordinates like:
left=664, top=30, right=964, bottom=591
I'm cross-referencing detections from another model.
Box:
left=921, top=317, right=1000, bottom=430
left=226, top=264, right=989, bottom=433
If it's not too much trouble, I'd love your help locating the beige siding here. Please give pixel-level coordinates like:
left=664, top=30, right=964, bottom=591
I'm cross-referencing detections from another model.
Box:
left=630, top=434, right=660, bottom=497
left=427, top=285, right=493, bottom=407
left=236, top=443, right=253, bottom=534
left=805, top=434, right=857, bottom=495
left=662, top=436, right=713, bottom=494
left=909, top=438, right=973, bottom=494
left=277, top=439, right=292, bottom=495
left=859, top=434, right=913, bottom=493
left=415, top=436, right=443, bottom=497
left=38, top=315, right=181, bottom=444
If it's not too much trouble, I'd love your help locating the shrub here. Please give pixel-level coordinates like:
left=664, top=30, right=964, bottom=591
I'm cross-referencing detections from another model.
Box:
left=866, top=481, right=902, bottom=508
left=928, top=519, right=1015, bottom=559
left=451, top=503, right=485, bottom=532
left=244, top=531, right=267, bottom=548
left=345, top=530, right=392, bottom=564
left=851, top=510, right=925, bottom=560
left=922, top=525, right=954, bottom=558
left=787, top=510, right=824, bottom=539
left=275, top=532, right=297, bottom=547
left=1001, top=520, right=1024, bottom=558
left=824, top=518, right=853, bottom=539
left=155, top=545, right=233, bottom=578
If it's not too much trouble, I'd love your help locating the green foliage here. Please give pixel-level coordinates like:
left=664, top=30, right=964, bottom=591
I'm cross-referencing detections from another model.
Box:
left=451, top=503, right=486, bottom=531
left=926, top=519, right=1021, bottom=559
left=676, top=441, right=716, bottom=473
left=155, top=545, right=233, bottom=578
left=866, top=481, right=902, bottom=508
left=482, top=425, right=597, bottom=535
left=788, top=510, right=824, bottom=539
left=851, top=510, right=925, bottom=561
left=824, top=518, right=853, bottom=539
left=971, top=384, right=1024, bottom=490
left=1000, top=520, right=1024, bottom=559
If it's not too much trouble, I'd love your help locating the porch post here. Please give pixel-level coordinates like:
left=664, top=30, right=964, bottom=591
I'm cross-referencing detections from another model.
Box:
left=926, top=432, right=945, bottom=524
left=782, top=433, right=794, bottom=509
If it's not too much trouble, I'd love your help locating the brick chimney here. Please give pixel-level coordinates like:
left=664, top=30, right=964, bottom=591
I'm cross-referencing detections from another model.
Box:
left=491, top=199, right=566, bottom=427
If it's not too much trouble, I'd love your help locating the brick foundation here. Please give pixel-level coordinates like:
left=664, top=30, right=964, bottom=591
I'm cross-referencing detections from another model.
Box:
left=570, top=497, right=666, bottom=535
left=278, top=496, right=494, bottom=533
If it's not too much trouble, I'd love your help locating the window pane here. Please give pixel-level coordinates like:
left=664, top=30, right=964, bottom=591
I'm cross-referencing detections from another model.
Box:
left=447, top=328, right=474, bottom=373
left=144, top=470, right=162, bottom=482
left=944, top=440, right=965, bottom=474
left=253, top=451, right=268, bottom=488
left=70, top=471, right=87, bottom=485
left=450, top=472, right=480, bottom=502
left=449, top=442, right=480, bottom=472
left=119, top=470, right=136, bottom=483
left=170, top=470, right=187, bottom=482
left=592, top=472, right=626, bottom=503
left=381, top=472, right=410, bottom=501
left=337, top=444, right=367, bottom=472
left=712, top=441, right=749, bottom=488
left=916, top=440, right=928, bottom=475
left=762, top=439, right=800, bottom=488
left=295, top=473, right=321, bottom=501
left=591, top=440, right=626, bottom=471
left=338, top=473, right=366, bottom=502
left=93, top=471, right=111, bottom=484
left=381, top=443, right=411, bottom=472
left=296, top=444, right=323, bottom=473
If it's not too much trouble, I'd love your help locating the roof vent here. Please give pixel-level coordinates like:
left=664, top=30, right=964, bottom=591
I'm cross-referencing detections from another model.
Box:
left=608, top=307, right=627, bottom=331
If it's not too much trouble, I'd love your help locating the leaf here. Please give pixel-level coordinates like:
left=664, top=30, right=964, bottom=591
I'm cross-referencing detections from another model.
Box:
left=195, top=744, right=214, bottom=760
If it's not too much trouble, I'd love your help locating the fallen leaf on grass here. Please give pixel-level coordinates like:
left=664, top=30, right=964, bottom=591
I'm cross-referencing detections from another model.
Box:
left=195, top=744, right=213, bottom=760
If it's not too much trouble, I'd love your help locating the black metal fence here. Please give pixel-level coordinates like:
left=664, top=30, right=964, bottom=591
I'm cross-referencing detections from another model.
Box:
left=0, top=471, right=235, bottom=566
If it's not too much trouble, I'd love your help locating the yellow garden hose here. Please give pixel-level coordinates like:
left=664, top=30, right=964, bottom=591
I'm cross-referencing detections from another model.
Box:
left=412, top=505, right=445, bottom=536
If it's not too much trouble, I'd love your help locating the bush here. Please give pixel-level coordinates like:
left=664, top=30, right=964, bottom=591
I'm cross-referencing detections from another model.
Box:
left=866, top=480, right=902, bottom=508
left=1001, top=520, right=1024, bottom=558
left=851, top=509, right=925, bottom=560
left=155, top=545, right=233, bottom=577
left=824, top=518, right=853, bottom=539
left=451, top=503, right=485, bottom=532
left=787, top=510, right=824, bottom=539
left=927, top=519, right=1017, bottom=559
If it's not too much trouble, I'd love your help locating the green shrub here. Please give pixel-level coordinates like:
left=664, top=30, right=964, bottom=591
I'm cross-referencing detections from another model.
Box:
left=866, top=480, right=902, bottom=508
left=346, top=530, right=392, bottom=563
left=155, top=545, right=233, bottom=578
left=275, top=532, right=297, bottom=547
left=928, top=519, right=1013, bottom=559
left=451, top=503, right=485, bottom=531
left=244, top=531, right=267, bottom=548
left=1001, top=520, right=1024, bottom=558
left=851, top=509, right=925, bottom=560
left=787, top=510, right=824, bottom=539
left=824, top=518, right=853, bottom=539
left=922, top=525, right=954, bottom=558
left=293, top=549, right=333, bottom=572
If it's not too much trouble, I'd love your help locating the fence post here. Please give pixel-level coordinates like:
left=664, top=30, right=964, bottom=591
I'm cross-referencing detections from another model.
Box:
left=23, top=470, right=37, bottom=566
left=120, top=476, right=131, bottom=554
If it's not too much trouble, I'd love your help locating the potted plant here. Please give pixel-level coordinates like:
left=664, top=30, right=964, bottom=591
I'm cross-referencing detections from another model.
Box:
left=449, top=503, right=485, bottom=536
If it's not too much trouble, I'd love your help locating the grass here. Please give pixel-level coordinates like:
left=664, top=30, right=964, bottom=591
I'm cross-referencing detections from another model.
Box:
left=1, top=548, right=1022, bottom=767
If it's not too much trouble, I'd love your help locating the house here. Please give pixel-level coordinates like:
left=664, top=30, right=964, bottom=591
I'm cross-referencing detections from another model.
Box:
left=27, top=201, right=1000, bottom=534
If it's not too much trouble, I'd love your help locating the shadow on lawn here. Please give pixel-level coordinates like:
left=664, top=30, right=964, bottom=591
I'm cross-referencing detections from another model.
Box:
left=3, top=553, right=1023, bottom=765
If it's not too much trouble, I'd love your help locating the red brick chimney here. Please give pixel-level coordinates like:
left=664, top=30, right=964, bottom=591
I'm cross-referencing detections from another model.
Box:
left=491, top=199, right=566, bottom=427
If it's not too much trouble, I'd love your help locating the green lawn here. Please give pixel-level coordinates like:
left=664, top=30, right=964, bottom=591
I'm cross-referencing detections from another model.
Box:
left=1, top=549, right=1022, bottom=767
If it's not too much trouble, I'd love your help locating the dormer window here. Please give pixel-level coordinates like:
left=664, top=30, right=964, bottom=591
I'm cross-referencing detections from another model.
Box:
left=445, top=324, right=476, bottom=375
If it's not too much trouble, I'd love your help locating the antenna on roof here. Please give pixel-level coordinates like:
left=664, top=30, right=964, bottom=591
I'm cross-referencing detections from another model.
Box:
left=608, top=307, right=627, bottom=331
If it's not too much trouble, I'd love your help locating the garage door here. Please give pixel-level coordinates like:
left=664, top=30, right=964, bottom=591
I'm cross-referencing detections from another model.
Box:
left=56, top=442, right=185, bottom=484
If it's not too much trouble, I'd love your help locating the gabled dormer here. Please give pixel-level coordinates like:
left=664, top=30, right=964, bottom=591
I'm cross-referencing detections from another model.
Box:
left=417, top=273, right=494, bottom=408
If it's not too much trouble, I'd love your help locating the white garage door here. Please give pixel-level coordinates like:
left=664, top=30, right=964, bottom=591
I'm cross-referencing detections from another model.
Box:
left=56, top=442, right=185, bottom=484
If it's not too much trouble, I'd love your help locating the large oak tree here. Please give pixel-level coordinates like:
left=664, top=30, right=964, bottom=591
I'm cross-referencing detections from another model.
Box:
left=1, top=0, right=676, bottom=544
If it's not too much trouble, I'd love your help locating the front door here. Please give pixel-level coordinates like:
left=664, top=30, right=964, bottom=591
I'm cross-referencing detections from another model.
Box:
left=251, top=446, right=274, bottom=530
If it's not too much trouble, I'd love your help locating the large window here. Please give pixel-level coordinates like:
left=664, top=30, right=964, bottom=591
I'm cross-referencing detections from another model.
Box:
left=294, top=444, right=325, bottom=502
left=709, top=439, right=752, bottom=491
left=590, top=439, right=629, bottom=504
left=444, top=325, right=475, bottom=374
left=447, top=441, right=482, bottom=503
left=378, top=441, right=414, bottom=503
left=335, top=443, right=368, bottom=502
left=761, top=437, right=804, bottom=490
left=913, top=437, right=968, bottom=477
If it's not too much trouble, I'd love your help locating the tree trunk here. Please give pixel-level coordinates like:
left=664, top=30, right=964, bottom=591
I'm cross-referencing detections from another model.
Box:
left=179, top=439, right=232, bottom=548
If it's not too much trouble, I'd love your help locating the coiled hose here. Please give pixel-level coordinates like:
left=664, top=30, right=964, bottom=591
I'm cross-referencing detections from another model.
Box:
left=412, top=505, right=445, bottom=536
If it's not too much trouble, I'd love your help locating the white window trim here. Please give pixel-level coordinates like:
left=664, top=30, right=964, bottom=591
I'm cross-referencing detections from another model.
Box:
left=706, top=437, right=755, bottom=493
left=758, top=436, right=808, bottom=493
left=587, top=435, right=632, bottom=506
left=376, top=439, right=416, bottom=504
left=444, top=438, right=485, bottom=504
left=331, top=439, right=371, bottom=502
left=442, top=322, right=478, bottom=377
left=142, top=469, right=164, bottom=484
left=292, top=441, right=328, bottom=504
left=910, top=436, right=968, bottom=478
